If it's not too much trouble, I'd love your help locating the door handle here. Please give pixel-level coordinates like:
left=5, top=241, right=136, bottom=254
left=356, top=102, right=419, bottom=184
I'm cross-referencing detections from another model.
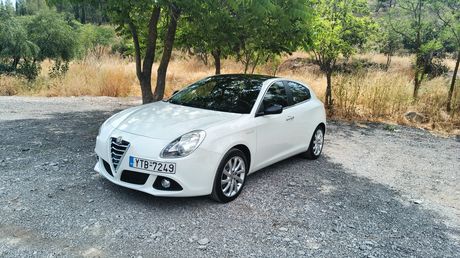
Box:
left=286, top=116, right=294, bottom=121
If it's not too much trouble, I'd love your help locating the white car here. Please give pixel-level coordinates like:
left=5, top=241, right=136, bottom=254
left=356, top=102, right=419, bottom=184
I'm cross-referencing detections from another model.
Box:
left=94, top=74, right=326, bottom=202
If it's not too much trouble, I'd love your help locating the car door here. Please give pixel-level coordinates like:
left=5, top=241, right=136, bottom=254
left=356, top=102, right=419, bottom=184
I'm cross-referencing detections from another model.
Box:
left=285, top=81, right=317, bottom=153
left=254, top=81, right=297, bottom=170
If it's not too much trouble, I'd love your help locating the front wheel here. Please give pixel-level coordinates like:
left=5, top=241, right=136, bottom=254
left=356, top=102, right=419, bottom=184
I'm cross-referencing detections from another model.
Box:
left=302, top=126, right=324, bottom=160
left=211, top=149, right=248, bottom=203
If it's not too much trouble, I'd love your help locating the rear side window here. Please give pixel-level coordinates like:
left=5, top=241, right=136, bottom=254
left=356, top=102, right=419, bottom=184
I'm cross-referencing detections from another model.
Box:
left=287, top=81, right=311, bottom=105
left=263, top=81, right=288, bottom=107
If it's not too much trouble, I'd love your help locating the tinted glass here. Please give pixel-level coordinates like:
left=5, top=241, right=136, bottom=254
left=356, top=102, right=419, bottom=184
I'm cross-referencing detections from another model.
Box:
left=168, top=76, right=264, bottom=114
left=288, top=81, right=311, bottom=104
left=263, top=81, right=288, bottom=108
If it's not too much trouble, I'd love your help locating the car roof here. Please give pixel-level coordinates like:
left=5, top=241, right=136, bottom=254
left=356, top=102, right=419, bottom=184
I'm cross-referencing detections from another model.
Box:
left=208, top=74, right=277, bottom=82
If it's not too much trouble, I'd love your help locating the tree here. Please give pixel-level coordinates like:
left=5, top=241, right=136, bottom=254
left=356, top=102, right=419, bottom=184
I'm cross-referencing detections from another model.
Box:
left=232, top=0, right=310, bottom=74
left=47, top=0, right=109, bottom=24
left=377, top=17, right=403, bottom=69
left=388, top=0, right=443, bottom=100
left=26, top=11, right=78, bottom=62
left=78, top=24, right=116, bottom=57
left=307, top=0, right=376, bottom=109
left=0, top=12, right=39, bottom=79
left=106, top=0, right=188, bottom=104
left=178, top=0, right=310, bottom=75
left=432, top=0, right=460, bottom=112
left=176, top=0, right=237, bottom=75
left=1, top=0, right=15, bottom=15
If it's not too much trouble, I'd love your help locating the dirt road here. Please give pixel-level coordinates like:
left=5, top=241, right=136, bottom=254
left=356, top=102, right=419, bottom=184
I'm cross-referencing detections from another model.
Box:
left=0, top=96, right=458, bottom=257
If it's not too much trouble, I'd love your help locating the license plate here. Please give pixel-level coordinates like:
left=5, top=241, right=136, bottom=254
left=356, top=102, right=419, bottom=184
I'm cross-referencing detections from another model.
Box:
left=129, top=156, right=176, bottom=174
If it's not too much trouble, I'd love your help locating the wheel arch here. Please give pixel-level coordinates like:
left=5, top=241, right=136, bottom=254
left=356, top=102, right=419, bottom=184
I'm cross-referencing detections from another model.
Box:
left=318, top=122, right=326, bottom=134
left=231, top=144, right=251, bottom=172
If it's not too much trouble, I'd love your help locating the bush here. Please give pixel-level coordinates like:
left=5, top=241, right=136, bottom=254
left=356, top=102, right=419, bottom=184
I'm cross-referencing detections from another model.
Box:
left=78, top=24, right=116, bottom=58
left=16, top=61, right=40, bottom=81
left=49, top=60, right=69, bottom=78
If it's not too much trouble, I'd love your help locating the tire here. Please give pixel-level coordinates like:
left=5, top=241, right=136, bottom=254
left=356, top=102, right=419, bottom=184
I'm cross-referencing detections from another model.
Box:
left=211, top=148, right=248, bottom=203
left=302, top=126, right=325, bottom=160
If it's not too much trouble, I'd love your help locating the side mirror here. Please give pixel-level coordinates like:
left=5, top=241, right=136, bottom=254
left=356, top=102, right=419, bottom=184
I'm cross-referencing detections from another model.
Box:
left=262, top=104, right=283, bottom=116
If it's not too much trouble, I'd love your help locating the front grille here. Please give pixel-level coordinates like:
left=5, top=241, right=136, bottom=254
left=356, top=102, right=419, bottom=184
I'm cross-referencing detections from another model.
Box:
left=120, top=170, right=150, bottom=185
left=111, top=137, right=130, bottom=171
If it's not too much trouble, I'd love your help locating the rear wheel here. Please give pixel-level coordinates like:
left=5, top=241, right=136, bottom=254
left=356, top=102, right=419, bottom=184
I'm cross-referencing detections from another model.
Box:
left=211, top=149, right=248, bottom=203
left=302, top=126, right=324, bottom=160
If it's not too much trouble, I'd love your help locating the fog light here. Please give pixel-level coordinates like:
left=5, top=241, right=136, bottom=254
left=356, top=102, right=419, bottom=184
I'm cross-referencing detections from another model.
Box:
left=161, top=179, right=171, bottom=188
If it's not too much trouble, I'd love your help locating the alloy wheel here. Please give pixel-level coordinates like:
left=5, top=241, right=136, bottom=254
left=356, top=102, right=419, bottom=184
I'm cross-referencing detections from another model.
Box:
left=312, top=129, right=324, bottom=156
left=221, top=156, right=246, bottom=197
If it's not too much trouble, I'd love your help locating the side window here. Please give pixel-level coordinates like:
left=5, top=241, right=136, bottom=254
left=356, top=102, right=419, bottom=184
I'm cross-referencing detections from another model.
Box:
left=288, top=82, right=311, bottom=105
left=263, top=81, right=288, bottom=108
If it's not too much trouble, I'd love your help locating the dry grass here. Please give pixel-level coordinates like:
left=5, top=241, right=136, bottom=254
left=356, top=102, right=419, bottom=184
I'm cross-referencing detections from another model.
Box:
left=1, top=51, right=459, bottom=134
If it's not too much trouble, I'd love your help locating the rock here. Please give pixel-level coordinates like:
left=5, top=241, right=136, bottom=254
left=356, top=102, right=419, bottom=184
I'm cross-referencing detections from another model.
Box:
left=363, top=240, right=374, bottom=246
left=88, top=199, right=94, bottom=203
left=189, top=234, right=198, bottom=242
left=197, top=245, right=207, bottom=250
left=288, top=182, right=297, bottom=187
left=404, top=111, right=427, bottom=123
left=279, top=227, right=288, bottom=232
left=359, top=244, right=372, bottom=251
left=152, top=231, right=163, bottom=239
left=412, top=199, right=423, bottom=204
left=198, top=238, right=210, bottom=245
left=297, top=250, right=306, bottom=255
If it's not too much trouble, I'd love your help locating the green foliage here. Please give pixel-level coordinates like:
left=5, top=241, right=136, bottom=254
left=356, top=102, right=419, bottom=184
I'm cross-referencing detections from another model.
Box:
left=49, top=60, right=69, bottom=78
left=387, top=0, right=444, bottom=98
left=377, top=17, right=404, bottom=61
left=432, top=0, right=460, bottom=51
left=309, top=0, right=376, bottom=65
left=78, top=24, right=116, bottom=57
left=0, top=12, right=40, bottom=79
left=178, top=0, right=311, bottom=73
left=0, top=13, right=39, bottom=62
left=307, top=0, right=376, bottom=107
left=17, top=60, right=41, bottom=80
left=26, top=11, right=78, bottom=61
left=15, top=0, right=49, bottom=15
left=46, top=0, right=109, bottom=24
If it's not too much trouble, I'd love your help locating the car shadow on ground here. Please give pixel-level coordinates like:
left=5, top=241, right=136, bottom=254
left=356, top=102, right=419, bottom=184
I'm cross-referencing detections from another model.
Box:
left=1, top=109, right=459, bottom=257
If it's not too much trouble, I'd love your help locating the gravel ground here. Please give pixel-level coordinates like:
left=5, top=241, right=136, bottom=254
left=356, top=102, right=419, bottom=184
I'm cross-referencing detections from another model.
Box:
left=0, top=96, right=459, bottom=257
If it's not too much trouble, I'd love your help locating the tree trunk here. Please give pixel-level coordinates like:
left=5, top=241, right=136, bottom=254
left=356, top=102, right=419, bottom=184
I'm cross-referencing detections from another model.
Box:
left=447, top=51, right=460, bottom=112
left=139, top=77, right=154, bottom=104
left=386, top=53, right=392, bottom=70
left=127, top=7, right=161, bottom=104
left=211, top=49, right=221, bottom=75
left=325, top=70, right=333, bottom=109
left=413, top=54, right=425, bottom=100
left=250, top=52, right=260, bottom=74
left=153, top=6, right=181, bottom=101
left=80, top=4, right=86, bottom=24
left=11, top=56, right=20, bottom=70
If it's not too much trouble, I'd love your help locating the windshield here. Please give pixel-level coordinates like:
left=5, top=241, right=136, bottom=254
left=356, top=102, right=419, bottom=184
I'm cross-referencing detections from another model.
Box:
left=169, top=75, right=266, bottom=114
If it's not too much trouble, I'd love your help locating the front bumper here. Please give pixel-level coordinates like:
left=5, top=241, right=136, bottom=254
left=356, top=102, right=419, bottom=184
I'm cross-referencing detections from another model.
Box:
left=94, top=128, right=221, bottom=197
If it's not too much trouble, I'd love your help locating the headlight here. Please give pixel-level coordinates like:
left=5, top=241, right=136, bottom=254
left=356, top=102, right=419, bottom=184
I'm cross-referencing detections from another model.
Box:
left=160, top=130, right=206, bottom=158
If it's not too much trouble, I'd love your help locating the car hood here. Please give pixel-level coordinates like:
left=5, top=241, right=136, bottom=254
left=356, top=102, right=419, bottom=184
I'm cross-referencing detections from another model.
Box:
left=110, top=101, right=242, bottom=140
